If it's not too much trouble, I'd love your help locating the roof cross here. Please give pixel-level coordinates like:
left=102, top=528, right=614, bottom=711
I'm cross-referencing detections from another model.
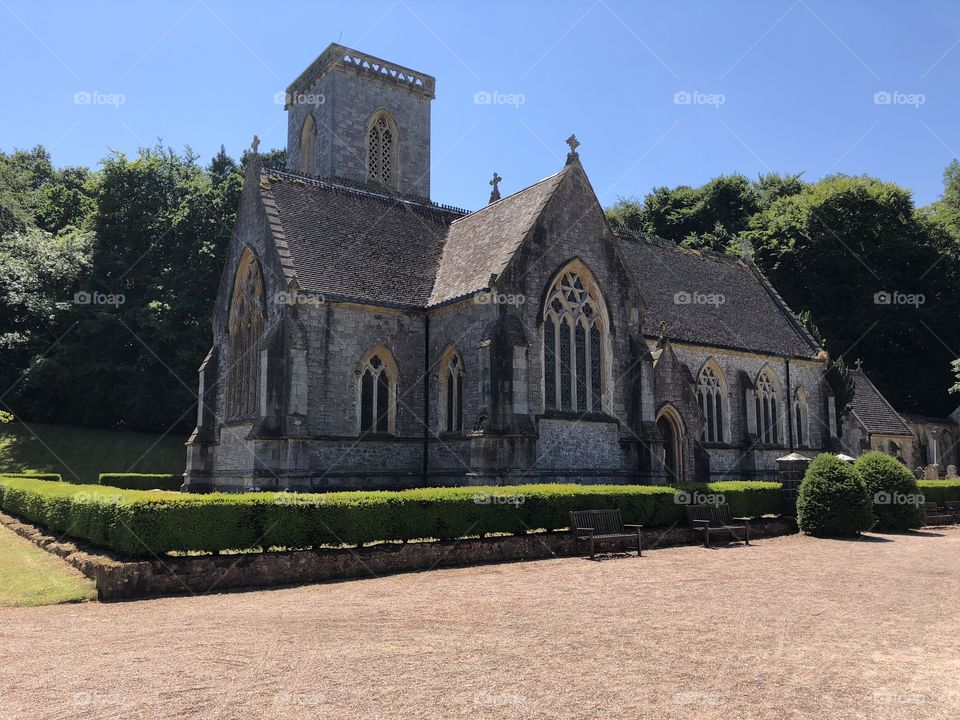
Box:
left=565, top=134, right=580, bottom=164
left=488, top=171, right=502, bottom=204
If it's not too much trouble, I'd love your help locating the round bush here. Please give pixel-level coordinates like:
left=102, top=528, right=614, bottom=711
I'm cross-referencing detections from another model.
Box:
left=797, top=453, right=873, bottom=537
left=855, top=452, right=924, bottom=531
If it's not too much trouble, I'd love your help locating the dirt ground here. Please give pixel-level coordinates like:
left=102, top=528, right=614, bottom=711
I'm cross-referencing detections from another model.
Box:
left=1, top=528, right=959, bottom=720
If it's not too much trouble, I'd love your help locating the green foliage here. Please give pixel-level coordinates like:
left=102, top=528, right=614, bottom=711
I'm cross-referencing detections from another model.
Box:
left=0, top=411, right=13, bottom=424
left=854, top=451, right=923, bottom=531
left=0, top=477, right=782, bottom=557
left=916, top=480, right=960, bottom=505
left=674, top=481, right=783, bottom=517
left=99, top=473, right=183, bottom=491
left=1, top=473, right=62, bottom=482
left=797, top=453, right=874, bottom=537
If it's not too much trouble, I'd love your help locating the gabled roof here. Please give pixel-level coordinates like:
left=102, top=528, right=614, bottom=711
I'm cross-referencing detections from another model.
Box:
left=261, top=168, right=462, bottom=307
left=427, top=168, right=567, bottom=306
left=616, top=236, right=821, bottom=359
left=849, top=369, right=912, bottom=436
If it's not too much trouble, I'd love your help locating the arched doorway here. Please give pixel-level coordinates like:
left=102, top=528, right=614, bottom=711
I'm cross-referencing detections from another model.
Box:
left=656, top=406, right=685, bottom=483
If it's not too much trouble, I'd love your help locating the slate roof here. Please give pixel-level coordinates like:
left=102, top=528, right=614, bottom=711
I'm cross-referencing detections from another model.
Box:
left=849, top=369, right=912, bottom=435
left=616, top=236, right=821, bottom=359
left=428, top=168, right=567, bottom=306
left=257, top=163, right=822, bottom=361
left=262, top=169, right=462, bottom=307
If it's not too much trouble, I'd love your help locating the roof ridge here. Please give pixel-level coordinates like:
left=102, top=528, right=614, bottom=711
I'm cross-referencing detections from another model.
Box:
left=450, top=167, right=568, bottom=226
left=743, top=261, right=822, bottom=356
left=851, top=368, right=912, bottom=434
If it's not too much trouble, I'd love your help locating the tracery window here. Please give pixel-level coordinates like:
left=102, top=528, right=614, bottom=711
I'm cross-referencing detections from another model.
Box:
left=793, top=387, right=809, bottom=448
left=441, top=348, right=464, bottom=433
left=359, top=349, right=396, bottom=434
left=697, top=363, right=727, bottom=443
left=298, top=114, right=316, bottom=175
left=367, top=111, right=397, bottom=187
left=543, top=266, right=607, bottom=413
left=226, top=250, right=265, bottom=418
left=755, top=369, right=781, bottom=445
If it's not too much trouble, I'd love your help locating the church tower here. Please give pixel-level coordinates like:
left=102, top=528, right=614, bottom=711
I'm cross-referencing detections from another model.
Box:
left=283, top=43, right=435, bottom=199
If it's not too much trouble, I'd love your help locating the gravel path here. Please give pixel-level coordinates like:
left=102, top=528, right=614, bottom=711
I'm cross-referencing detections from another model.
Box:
left=2, top=529, right=959, bottom=720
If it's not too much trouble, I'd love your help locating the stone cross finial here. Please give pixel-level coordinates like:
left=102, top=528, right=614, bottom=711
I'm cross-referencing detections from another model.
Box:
left=658, top=320, right=668, bottom=342
left=854, top=358, right=863, bottom=371
left=741, top=238, right=753, bottom=262
left=565, top=134, right=580, bottom=164
left=489, top=172, right=502, bottom=204
left=251, top=134, right=261, bottom=154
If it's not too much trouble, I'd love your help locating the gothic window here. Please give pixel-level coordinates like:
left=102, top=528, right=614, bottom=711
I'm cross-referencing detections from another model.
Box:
left=755, top=369, right=782, bottom=445
left=366, top=110, right=397, bottom=188
left=793, top=387, right=809, bottom=448
left=697, top=362, right=728, bottom=443
left=298, top=114, right=316, bottom=175
left=226, top=250, right=265, bottom=419
left=440, top=347, right=464, bottom=433
left=359, top=348, right=397, bottom=434
left=543, top=263, right=608, bottom=413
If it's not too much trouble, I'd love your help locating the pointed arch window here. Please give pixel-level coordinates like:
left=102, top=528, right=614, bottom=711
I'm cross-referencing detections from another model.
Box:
left=697, top=363, right=728, bottom=443
left=755, top=369, right=782, bottom=445
left=359, top=348, right=397, bottom=434
left=440, top=348, right=464, bottom=433
left=298, top=114, right=316, bottom=175
left=367, top=111, right=397, bottom=188
left=793, top=387, right=810, bottom=448
left=226, top=250, right=265, bottom=418
left=543, top=264, right=609, bottom=413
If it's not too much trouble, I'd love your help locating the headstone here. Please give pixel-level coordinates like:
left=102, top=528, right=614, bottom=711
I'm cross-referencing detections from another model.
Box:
left=924, top=464, right=940, bottom=481
left=947, top=465, right=957, bottom=479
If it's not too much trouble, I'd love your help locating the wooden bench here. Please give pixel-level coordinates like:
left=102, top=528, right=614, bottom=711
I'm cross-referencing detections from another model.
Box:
left=569, top=509, right=643, bottom=559
left=922, top=502, right=954, bottom=526
left=685, top=504, right=750, bottom=547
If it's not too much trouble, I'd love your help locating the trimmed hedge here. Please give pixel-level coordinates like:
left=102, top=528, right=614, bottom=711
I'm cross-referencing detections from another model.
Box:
left=0, top=472, right=62, bottom=482
left=0, top=476, right=782, bottom=558
left=797, top=454, right=873, bottom=537
left=674, top=481, right=783, bottom=519
left=99, top=473, right=183, bottom=491
left=855, top=452, right=923, bottom=531
left=917, top=479, right=960, bottom=505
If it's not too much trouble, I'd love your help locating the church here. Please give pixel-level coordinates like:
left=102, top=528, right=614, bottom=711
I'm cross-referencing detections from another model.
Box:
left=183, top=43, right=839, bottom=492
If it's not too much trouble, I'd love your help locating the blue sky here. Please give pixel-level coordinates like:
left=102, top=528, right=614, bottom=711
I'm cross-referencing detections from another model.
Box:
left=1, top=0, right=958, bottom=211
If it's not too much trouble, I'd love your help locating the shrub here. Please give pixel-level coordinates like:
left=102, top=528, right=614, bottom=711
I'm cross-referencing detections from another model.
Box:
left=0, top=472, right=62, bottom=482
left=797, top=453, right=873, bottom=537
left=0, top=477, right=782, bottom=557
left=917, top=480, right=960, bottom=505
left=855, top=452, right=923, bottom=531
left=99, top=473, right=183, bottom=491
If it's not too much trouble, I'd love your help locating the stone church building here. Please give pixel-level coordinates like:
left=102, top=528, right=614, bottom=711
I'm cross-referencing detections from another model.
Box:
left=184, top=43, right=840, bottom=492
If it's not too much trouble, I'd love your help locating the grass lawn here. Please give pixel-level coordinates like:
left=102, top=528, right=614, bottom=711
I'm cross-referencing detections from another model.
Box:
left=0, top=524, right=96, bottom=607
left=0, top=421, right=186, bottom=484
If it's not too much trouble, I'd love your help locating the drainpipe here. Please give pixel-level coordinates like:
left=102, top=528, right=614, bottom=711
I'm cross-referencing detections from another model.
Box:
left=785, top=358, right=794, bottom=452
left=422, top=313, right=430, bottom=485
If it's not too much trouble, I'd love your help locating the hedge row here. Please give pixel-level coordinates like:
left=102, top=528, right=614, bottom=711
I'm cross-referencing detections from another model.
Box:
left=917, top=480, right=960, bottom=504
left=0, top=477, right=782, bottom=557
left=98, top=473, right=183, bottom=491
left=0, top=472, right=62, bottom=482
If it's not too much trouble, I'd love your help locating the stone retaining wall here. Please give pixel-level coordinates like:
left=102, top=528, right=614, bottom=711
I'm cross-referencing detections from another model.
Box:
left=0, top=511, right=797, bottom=601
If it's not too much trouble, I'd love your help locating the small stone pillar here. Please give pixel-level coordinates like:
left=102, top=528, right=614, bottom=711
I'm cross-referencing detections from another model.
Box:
left=777, top=452, right=810, bottom=517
